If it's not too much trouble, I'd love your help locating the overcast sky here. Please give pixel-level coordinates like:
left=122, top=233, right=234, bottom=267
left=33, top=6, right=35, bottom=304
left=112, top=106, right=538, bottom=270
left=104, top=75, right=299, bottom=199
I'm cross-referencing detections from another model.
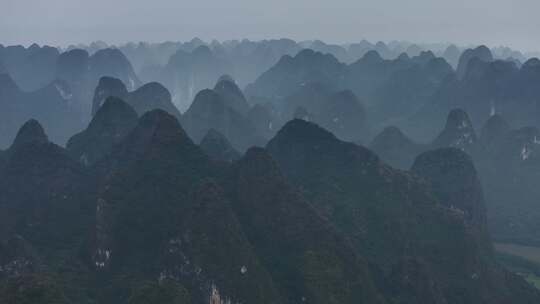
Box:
left=1, top=0, right=539, bottom=52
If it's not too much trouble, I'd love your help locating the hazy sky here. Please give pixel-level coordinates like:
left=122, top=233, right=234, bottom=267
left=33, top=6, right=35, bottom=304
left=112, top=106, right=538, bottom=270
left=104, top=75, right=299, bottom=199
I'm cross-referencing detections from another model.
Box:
left=2, top=0, right=539, bottom=52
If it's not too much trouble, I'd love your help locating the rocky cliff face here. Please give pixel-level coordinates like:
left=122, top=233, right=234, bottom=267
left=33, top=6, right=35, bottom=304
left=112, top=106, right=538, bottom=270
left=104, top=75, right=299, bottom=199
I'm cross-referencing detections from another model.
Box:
left=432, top=108, right=477, bottom=152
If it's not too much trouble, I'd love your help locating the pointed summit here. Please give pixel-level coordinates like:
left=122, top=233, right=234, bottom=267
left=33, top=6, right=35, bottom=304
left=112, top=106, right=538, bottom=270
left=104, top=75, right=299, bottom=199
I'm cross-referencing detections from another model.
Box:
left=131, top=109, right=190, bottom=146
left=245, top=49, right=345, bottom=102
left=92, top=108, right=208, bottom=180
left=89, top=48, right=140, bottom=91
left=523, top=58, right=540, bottom=69
left=56, top=49, right=90, bottom=82
left=443, top=44, right=461, bottom=68
left=128, top=82, right=181, bottom=118
left=371, top=126, right=414, bottom=149
left=109, top=109, right=204, bottom=165
left=445, top=108, right=474, bottom=130
left=370, top=126, right=425, bottom=169
left=92, top=78, right=181, bottom=118
left=406, top=44, right=422, bottom=57
left=12, top=119, right=48, bottom=149
left=234, top=146, right=383, bottom=304
left=361, top=50, right=383, bottom=64
left=271, top=118, right=338, bottom=144
left=93, top=96, right=138, bottom=123
left=186, top=89, right=222, bottom=114
left=91, top=77, right=128, bottom=116
left=214, top=75, right=249, bottom=114
left=192, top=45, right=212, bottom=58
left=267, top=118, right=379, bottom=179
left=397, top=52, right=410, bottom=61
left=67, top=97, right=138, bottom=165
left=267, top=113, right=514, bottom=304
left=432, top=109, right=477, bottom=151
left=412, top=50, right=436, bottom=65
left=457, top=45, right=493, bottom=79
left=183, top=89, right=260, bottom=151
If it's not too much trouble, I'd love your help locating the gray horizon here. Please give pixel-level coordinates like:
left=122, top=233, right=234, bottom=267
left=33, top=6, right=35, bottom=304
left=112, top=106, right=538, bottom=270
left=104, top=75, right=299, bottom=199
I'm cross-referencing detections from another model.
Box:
left=2, top=0, right=539, bottom=53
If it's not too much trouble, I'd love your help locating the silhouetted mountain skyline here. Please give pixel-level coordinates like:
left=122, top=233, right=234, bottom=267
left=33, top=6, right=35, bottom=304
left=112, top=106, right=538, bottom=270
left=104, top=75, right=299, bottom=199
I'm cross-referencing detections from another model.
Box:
left=2, top=33, right=540, bottom=303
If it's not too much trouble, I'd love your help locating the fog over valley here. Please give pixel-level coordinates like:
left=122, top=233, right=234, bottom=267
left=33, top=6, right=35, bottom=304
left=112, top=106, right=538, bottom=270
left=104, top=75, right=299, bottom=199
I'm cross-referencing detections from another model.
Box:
left=2, top=1, right=540, bottom=303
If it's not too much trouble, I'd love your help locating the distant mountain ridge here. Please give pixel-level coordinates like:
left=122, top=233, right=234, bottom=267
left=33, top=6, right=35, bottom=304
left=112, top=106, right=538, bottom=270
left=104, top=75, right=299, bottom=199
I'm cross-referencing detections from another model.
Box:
left=2, top=38, right=540, bottom=303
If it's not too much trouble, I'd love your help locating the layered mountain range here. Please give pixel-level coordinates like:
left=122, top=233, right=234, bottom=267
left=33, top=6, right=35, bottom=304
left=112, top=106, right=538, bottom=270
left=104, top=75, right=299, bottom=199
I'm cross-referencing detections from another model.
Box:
left=2, top=38, right=540, bottom=303
left=1, top=100, right=539, bottom=303
left=370, top=109, right=540, bottom=247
